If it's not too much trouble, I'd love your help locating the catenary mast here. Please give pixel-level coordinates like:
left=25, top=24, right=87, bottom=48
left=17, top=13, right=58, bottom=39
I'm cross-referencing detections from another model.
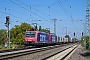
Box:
left=86, top=0, right=90, bottom=48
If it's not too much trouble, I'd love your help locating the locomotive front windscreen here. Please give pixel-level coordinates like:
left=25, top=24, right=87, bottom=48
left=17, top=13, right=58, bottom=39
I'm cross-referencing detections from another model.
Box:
left=25, top=32, right=36, bottom=37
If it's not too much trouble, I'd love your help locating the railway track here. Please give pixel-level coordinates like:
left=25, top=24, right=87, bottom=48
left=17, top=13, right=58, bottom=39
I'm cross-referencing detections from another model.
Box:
left=0, top=46, right=34, bottom=53
left=0, top=43, right=77, bottom=60
left=42, top=44, right=78, bottom=60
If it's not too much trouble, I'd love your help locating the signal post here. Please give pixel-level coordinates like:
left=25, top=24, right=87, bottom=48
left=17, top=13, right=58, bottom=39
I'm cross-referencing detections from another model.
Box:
left=4, top=16, right=10, bottom=48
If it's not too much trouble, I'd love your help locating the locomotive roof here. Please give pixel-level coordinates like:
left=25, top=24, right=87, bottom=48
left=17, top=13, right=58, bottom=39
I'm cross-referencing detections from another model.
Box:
left=26, top=30, right=48, bottom=34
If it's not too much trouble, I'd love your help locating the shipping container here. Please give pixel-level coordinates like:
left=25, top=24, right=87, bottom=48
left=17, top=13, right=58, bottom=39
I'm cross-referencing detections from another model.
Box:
left=52, top=35, right=57, bottom=43
left=48, top=34, right=52, bottom=43
left=37, top=32, right=49, bottom=43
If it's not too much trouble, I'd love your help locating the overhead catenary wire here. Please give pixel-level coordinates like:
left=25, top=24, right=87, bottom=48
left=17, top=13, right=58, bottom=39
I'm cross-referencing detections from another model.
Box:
left=16, top=0, right=56, bottom=32
left=2, top=0, right=71, bottom=34
left=0, top=0, right=54, bottom=31
left=9, top=0, right=64, bottom=33
left=0, top=10, right=30, bottom=22
left=15, top=0, right=63, bottom=29
left=8, top=0, right=55, bottom=29
left=30, top=6, right=33, bottom=21
left=15, top=0, right=57, bottom=29
left=57, top=0, right=77, bottom=32
left=0, top=9, right=46, bottom=29
left=1, top=0, right=51, bottom=25
left=15, top=0, right=63, bottom=23
left=0, top=6, right=33, bottom=21
left=7, top=0, right=41, bottom=20
left=8, top=0, right=45, bottom=20
left=16, top=0, right=66, bottom=35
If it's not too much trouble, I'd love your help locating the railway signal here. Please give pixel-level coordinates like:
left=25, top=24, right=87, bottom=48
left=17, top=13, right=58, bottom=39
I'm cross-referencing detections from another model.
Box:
left=5, top=16, right=10, bottom=27
left=6, top=16, right=9, bottom=23
left=74, top=32, right=75, bottom=36
left=82, top=32, right=83, bottom=36
left=4, top=16, right=10, bottom=48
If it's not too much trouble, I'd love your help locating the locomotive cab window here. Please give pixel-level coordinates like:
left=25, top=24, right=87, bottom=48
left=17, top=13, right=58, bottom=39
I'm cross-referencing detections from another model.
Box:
left=25, top=32, right=36, bottom=37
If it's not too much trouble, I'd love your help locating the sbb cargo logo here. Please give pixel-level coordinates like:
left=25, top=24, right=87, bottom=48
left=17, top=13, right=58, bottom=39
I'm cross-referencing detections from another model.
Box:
left=40, top=35, right=46, bottom=41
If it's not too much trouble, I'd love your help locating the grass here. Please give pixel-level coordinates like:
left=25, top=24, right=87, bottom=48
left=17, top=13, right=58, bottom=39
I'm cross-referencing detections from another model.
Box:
left=0, top=44, right=25, bottom=50
left=87, top=56, right=90, bottom=58
left=80, top=49, right=90, bottom=59
left=0, top=45, right=8, bottom=50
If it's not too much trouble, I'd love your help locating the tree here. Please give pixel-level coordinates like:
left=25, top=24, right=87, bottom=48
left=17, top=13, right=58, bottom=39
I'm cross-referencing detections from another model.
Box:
left=65, top=34, right=70, bottom=39
left=10, top=22, right=51, bottom=45
left=0, top=29, right=7, bottom=46
left=39, top=26, right=41, bottom=31
left=35, top=25, right=38, bottom=30
left=81, top=36, right=90, bottom=50
left=41, top=28, right=50, bottom=33
left=65, top=35, right=70, bottom=38
left=10, top=22, right=32, bottom=45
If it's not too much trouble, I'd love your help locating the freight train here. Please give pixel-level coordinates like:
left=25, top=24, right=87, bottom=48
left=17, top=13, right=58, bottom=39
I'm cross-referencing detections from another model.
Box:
left=24, top=29, right=76, bottom=46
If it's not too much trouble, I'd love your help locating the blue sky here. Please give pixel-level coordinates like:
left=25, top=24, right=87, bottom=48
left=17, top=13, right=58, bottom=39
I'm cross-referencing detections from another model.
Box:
left=0, top=0, right=86, bottom=39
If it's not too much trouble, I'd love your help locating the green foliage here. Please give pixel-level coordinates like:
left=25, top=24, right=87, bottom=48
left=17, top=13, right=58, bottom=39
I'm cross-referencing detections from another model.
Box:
left=39, top=26, right=41, bottom=31
left=39, top=26, right=50, bottom=33
left=10, top=22, right=32, bottom=45
left=0, top=22, right=51, bottom=48
left=41, top=28, right=50, bottom=33
left=35, top=25, right=38, bottom=30
left=0, top=29, right=7, bottom=45
left=10, top=22, right=50, bottom=45
left=65, top=35, right=70, bottom=41
left=65, top=35, right=70, bottom=38
left=81, top=36, right=86, bottom=47
left=45, top=29, right=50, bottom=33
left=81, top=36, right=90, bottom=50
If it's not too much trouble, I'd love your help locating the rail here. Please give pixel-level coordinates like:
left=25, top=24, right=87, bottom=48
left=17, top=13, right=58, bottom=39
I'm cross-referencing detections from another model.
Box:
left=42, top=44, right=78, bottom=60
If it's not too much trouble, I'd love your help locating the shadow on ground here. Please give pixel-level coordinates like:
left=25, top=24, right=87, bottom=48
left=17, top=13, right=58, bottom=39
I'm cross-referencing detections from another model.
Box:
left=80, top=50, right=90, bottom=57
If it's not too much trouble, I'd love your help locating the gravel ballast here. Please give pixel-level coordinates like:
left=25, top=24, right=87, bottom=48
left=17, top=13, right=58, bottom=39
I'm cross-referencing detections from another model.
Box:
left=8, top=44, right=74, bottom=60
left=68, top=45, right=90, bottom=60
left=8, top=44, right=90, bottom=60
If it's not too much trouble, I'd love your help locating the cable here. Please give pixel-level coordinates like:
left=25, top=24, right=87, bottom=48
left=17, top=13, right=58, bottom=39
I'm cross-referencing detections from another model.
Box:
left=2, top=0, right=50, bottom=22
left=15, top=0, right=63, bottom=24
left=57, top=0, right=77, bottom=32
left=30, top=6, right=33, bottom=21
left=0, top=10, right=30, bottom=22
left=9, top=0, right=50, bottom=21
left=9, top=0, right=63, bottom=33
left=57, top=0, right=71, bottom=20
left=48, top=5, right=51, bottom=20
left=1, top=0, right=53, bottom=30
left=1, top=0, right=65, bottom=34
left=16, top=0, right=53, bottom=22
left=15, top=0, right=63, bottom=29
left=7, top=0, right=54, bottom=31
